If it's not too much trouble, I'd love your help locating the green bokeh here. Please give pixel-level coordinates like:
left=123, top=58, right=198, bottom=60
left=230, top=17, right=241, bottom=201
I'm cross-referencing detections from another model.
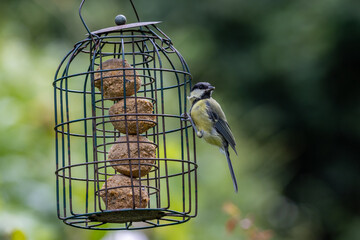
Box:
left=0, top=0, right=359, bottom=239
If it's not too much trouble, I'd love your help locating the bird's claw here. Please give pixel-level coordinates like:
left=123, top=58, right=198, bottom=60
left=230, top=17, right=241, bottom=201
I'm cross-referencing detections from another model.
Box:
left=180, top=112, right=189, bottom=121
left=181, top=112, right=200, bottom=135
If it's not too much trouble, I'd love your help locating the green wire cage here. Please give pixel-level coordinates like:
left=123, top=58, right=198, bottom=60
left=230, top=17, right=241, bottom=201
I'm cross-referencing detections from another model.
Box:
left=53, top=0, right=198, bottom=230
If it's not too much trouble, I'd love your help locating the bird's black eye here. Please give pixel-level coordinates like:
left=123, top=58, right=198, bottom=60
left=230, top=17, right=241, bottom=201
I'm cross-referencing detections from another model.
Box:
left=192, top=82, right=211, bottom=91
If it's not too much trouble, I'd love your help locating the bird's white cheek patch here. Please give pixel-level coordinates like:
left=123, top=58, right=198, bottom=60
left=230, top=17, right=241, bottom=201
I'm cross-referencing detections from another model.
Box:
left=190, top=89, right=203, bottom=99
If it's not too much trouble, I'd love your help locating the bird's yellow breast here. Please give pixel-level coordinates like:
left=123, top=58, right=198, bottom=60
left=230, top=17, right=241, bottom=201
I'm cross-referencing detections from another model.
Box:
left=190, top=100, right=213, bottom=132
left=190, top=99, right=223, bottom=147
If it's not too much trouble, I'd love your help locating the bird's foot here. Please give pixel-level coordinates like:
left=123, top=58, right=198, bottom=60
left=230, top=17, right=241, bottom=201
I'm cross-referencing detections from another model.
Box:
left=180, top=112, right=189, bottom=121
left=181, top=113, right=200, bottom=134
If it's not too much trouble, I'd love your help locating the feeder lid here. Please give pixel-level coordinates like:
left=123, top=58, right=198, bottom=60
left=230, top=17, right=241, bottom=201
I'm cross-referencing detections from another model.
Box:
left=90, top=21, right=161, bottom=35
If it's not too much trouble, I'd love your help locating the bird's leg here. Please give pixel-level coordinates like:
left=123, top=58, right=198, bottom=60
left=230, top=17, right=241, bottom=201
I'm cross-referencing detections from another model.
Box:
left=180, top=112, right=189, bottom=121
left=181, top=112, right=201, bottom=136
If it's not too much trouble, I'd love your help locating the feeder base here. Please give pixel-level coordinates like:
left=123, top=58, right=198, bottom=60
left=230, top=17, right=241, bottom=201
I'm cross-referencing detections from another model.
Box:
left=89, top=209, right=166, bottom=223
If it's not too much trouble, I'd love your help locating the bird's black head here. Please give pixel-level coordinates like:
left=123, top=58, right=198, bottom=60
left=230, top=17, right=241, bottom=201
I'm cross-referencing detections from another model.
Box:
left=191, top=82, right=215, bottom=92
left=189, top=82, right=215, bottom=102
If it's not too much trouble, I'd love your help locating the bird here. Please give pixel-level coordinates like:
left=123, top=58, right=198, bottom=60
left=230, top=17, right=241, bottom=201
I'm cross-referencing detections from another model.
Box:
left=186, top=82, right=238, bottom=193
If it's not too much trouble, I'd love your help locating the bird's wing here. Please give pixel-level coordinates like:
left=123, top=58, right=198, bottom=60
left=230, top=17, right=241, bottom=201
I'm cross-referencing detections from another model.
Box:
left=205, top=100, right=237, bottom=155
left=215, top=118, right=237, bottom=155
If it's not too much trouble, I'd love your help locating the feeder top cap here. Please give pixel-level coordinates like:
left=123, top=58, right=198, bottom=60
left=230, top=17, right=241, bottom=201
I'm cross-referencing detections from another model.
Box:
left=90, top=21, right=162, bottom=35
left=115, top=14, right=127, bottom=25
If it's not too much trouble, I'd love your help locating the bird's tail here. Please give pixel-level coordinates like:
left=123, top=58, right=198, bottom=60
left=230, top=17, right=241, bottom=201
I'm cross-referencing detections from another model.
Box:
left=225, top=146, right=238, bottom=193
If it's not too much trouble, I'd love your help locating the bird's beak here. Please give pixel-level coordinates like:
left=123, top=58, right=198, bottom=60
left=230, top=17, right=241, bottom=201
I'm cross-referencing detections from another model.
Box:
left=207, top=86, right=215, bottom=92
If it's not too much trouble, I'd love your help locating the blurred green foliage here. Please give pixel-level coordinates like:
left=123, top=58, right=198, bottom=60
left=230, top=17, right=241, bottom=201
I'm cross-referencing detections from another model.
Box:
left=0, top=0, right=359, bottom=239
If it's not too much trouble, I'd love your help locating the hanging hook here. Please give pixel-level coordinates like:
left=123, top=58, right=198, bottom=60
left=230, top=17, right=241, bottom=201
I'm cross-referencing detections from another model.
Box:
left=78, top=0, right=142, bottom=42
left=79, top=0, right=142, bottom=36
left=79, top=0, right=92, bottom=36
left=129, top=0, right=141, bottom=22
left=79, top=0, right=101, bottom=45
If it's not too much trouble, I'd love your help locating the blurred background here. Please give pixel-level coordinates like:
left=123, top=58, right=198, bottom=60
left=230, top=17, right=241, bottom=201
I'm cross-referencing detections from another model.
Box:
left=0, top=0, right=359, bottom=239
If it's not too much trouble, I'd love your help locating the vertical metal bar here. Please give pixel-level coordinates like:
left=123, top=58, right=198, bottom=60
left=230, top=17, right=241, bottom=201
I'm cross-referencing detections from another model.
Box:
left=171, top=46, right=193, bottom=215
left=90, top=39, right=100, bottom=214
left=148, top=38, right=161, bottom=209
left=173, top=46, right=194, bottom=215
left=131, top=32, right=143, bottom=207
left=155, top=40, right=170, bottom=209
left=59, top=71, right=67, bottom=218
left=193, top=124, right=198, bottom=217
left=136, top=28, right=159, bottom=210
left=63, top=43, right=86, bottom=216
left=54, top=46, right=76, bottom=220
left=64, top=61, right=73, bottom=215
left=54, top=69, right=61, bottom=220
left=120, top=37, right=137, bottom=209
left=113, top=43, right=117, bottom=59
left=99, top=41, right=108, bottom=212
left=153, top=39, right=188, bottom=213
left=82, top=65, right=91, bottom=226
left=135, top=34, right=154, bottom=208
left=157, top=41, right=194, bottom=215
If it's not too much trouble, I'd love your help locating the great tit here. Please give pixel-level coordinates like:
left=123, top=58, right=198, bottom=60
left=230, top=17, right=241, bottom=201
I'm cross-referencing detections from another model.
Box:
left=186, top=82, right=238, bottom=193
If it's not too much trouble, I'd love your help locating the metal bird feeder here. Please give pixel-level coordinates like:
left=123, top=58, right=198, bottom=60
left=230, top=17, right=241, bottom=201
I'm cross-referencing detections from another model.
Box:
left=53, top=0, right=197, bottom=230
